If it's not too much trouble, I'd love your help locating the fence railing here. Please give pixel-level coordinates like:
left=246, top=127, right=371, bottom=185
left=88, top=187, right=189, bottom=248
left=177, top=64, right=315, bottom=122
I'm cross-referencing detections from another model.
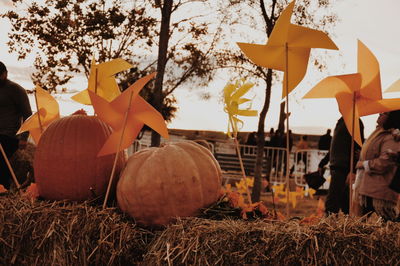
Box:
left=129, top=140, right=330, bottom=189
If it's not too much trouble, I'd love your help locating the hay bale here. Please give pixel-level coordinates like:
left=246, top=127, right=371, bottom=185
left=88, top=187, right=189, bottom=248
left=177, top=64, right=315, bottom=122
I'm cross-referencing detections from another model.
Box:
left=9, top=143, right=35, bottom=187
left=2, top=194, right=400, bottom=265
left=144, top=216, right=400, bottom=265
left=0, top=194, right=154, bottom=265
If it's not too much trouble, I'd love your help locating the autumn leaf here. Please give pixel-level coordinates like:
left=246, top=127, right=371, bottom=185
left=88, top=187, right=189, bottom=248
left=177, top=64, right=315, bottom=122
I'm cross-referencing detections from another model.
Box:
left=299, top=214, right=320, bottom=225
left=257, top=202, right=270, bottom=216
left=23, top=183, right=39, bottom=202
left=0, top=184, right=7, bottom=193
left=275, top=211, right=286, bottom=221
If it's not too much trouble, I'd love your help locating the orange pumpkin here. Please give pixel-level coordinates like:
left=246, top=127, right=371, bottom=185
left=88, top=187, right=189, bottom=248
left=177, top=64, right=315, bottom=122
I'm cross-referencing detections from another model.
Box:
left=117, top=141, right=222, bottom=226
left=33, top=113, right=126, bottom=201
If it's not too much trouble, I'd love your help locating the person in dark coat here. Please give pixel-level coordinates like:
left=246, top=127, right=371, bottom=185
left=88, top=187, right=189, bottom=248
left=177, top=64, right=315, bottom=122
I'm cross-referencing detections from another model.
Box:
left=0, top=61, right=32, bottom=189
left=318, top=129, right=332, bottom=150
left=324, top=117, right=364, bottom=215
left=246, top=131, right=257, bottom=146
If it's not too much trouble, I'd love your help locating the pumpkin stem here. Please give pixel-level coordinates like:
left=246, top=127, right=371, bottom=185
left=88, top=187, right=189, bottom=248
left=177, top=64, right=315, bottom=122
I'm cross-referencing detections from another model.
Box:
left=72, top=109, right=87, bottom=115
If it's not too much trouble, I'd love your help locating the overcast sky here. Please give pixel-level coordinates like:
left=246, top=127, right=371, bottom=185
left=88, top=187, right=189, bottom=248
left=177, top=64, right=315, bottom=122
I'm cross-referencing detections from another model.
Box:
left=1, top=0, right=400, bottom=137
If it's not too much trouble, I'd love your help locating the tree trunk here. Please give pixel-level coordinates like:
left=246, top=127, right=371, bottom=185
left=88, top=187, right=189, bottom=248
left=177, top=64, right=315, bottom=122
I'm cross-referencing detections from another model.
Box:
left=151, top=0, right=173, bottom=147
left=277, top=101, right=286, bottom=133
left=251, top=68, right=273, bottom=202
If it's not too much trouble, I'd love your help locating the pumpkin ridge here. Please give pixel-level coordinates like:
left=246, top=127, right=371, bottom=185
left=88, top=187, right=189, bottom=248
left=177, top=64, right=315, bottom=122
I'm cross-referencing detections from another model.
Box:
left=189, top=141, right=222, bottom=191
left=123, top=148, right=157, bottom=220
left=181, top=142, right=216, bottom=207
left=164, top=144, right=196, bottom=221
left=155, top=146, right=175, bottom=224
left=175, top=143, right=204, bottom=211
left=127, top=150, right=153, bottom=210
left=147, top=147, right=175, bottom=225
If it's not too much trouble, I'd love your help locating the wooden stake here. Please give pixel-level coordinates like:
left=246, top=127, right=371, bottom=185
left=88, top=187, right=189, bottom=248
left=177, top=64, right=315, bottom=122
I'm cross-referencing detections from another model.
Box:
left=233, top=138, right=253, bottom=205
left=284, top=42, right=291, bottom=218
left=349, top=92, right=356, bottom=216
left=102, top=90, right=134, bottom=209
left=0, top=143, right=20, bottom=189
left=34, top=87, right=44, bottom=134
left=93, top=67, right=99, bottom=116
left=94, top=68, right=98, bottom=95
left=228, top=115, right=252, bottom=204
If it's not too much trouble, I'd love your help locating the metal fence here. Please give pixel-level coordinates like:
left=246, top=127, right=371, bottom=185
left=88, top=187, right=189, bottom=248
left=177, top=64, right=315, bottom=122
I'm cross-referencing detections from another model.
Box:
left=129, top=140, right=330, bottom=189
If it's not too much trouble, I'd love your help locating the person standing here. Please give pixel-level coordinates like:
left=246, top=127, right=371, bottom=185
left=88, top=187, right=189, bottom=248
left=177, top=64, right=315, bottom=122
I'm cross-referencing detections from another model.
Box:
left=294, top=135, right=309, bottom=174
left=318, top=129, right=332, bottom=150
left=246, top=131, right=257, bottom=146
left=354, top=111, right=400, bottom=221
left=0, top=61, right=32, bottom=189
left=325, top=116, right=364, bottom=215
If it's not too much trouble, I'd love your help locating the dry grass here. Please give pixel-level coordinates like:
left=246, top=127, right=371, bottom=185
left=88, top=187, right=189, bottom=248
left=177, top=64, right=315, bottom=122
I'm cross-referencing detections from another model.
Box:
left=1, top=193, right=400, bottom=265
left=0, top=194, right=154, bottom=265
left=9, top=143, right=36, bottom=188
left=144, top=216, right=400, bottom=265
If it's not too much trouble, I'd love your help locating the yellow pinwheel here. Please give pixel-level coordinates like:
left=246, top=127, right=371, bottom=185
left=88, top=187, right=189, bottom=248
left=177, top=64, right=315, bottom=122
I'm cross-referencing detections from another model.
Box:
left=72, top=58, right=132, bottom=105
left=17, top=84, right=60, bottom=144
left=223, top=79, right=258, bottom=138
left=385, top=79, right=400, bottom=93
left=88, top=72, right=169, bottom=156
left=237, top=0, right=338, bottom=98
left=303, top=40, right=400, bottom=146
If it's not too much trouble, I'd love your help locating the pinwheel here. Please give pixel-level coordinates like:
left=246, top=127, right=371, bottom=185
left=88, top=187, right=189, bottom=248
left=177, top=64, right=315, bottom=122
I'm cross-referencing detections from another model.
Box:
left=17, top=84, right=60, bottom=144
left=237, top=0, right=338, bottom=99
left=89, top=72, right=169, bottom=157
left=72, top=58, right=132, bottom=104
left=303, top=40, right=400, bottom=146
left=223, top=78, right=258, bottom=204
left=384, top=79, right=400, bottom=93
left=223, top=78, right=258, bottom=138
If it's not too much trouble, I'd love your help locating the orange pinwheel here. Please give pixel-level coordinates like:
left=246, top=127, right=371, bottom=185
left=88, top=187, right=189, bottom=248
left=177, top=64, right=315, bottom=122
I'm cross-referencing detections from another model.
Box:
left=72, top=58, right=132, bottom=104
left=89, top=72, right=169, bottom=156
left=237, top=0, right=338, bottom=98
left=303, top=40, right=400, bottom=146
left=17, top=84, right=60, bottom=144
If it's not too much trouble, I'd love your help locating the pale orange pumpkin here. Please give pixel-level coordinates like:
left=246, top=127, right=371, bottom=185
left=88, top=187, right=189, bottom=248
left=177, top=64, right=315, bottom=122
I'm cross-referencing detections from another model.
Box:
left=33, top=112, right=126, bottom=201
left=117, top=141, right=222, bottom=226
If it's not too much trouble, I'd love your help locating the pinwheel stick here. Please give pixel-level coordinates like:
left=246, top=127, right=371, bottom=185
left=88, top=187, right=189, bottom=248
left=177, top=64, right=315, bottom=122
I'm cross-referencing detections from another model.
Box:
left=0, top=143, right=20, bottom=190
left=284, top=42, right=291, bottom=218
left=34, top=88, right=43, bottom=134
left=94, top=68, right=98, bottom=95
left=102, top=91, right=133, bottom=209
left=229, top=116, right=252, bottom=205
left=349, top=92, right=356, bottom=216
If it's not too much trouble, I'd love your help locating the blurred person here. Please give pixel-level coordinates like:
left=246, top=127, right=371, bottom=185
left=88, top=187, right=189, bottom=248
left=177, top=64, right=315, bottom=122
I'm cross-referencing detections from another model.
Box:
left=318, top=129, right=332, bottom=150
left=354, top=111, right=400, bottom=221
left=291, top=135, right=309, bottom=174
left=246, top=131, right=257, bottom=146
left=325, top=116, right=364, bottom=215
left=0, top=61, right=32, bottom=189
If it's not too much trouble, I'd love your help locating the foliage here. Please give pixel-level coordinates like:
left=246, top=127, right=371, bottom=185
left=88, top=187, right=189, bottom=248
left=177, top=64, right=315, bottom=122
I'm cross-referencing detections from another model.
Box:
left=3, top=0, right=157, bottom=91
left=2, top=0, right=228, bottom=127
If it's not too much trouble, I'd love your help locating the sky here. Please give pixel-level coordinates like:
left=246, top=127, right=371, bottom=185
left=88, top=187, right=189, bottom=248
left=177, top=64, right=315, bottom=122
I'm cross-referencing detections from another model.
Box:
left=1, top=0, right=400, bottom=138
